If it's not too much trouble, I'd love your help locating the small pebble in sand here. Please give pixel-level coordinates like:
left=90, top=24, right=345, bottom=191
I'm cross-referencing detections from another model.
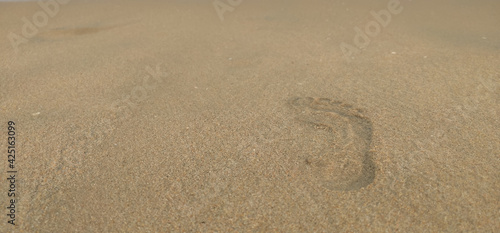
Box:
left=391, top=52, right=397, bottom=55
left=32, top=112, right=41, bottom=116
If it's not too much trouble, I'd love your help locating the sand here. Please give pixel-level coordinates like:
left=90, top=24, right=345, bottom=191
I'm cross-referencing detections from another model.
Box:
left=0, top=0, right=499, bottom=232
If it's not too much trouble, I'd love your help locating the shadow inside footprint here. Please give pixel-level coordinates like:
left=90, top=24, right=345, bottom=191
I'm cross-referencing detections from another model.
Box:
left=288, top=97, right=376, bottom=191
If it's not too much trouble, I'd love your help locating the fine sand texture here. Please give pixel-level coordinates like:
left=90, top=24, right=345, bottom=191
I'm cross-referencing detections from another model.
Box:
left=0, top=0, right=499, bottom=232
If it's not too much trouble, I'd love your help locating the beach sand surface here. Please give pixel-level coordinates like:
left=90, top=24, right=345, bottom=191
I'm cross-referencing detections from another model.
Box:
left=0, top=0, right=499, bottom=232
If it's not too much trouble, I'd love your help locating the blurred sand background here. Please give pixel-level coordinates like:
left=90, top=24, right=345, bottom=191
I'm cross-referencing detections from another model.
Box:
left=0, top=0, right=499, bottom=232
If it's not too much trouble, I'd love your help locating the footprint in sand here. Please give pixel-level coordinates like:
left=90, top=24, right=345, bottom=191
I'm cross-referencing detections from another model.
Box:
left=288, top=97, right=376, bottom=191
